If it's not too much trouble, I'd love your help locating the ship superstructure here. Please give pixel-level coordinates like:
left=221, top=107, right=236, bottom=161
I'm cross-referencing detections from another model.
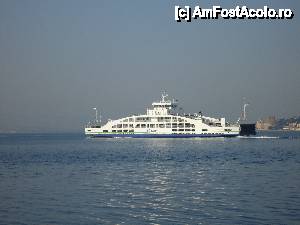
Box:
left=85, top=93, right=240, bottom=138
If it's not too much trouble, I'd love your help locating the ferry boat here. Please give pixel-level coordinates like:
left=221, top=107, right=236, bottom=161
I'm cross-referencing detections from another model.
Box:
left=85, top=93, right=240, bottom=138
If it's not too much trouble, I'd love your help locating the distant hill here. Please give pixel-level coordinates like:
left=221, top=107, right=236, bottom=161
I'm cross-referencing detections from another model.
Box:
left=273, top=116, right=300, bottom=130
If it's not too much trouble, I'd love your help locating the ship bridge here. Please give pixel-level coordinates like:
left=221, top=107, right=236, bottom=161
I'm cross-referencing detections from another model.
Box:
left=147, top=93, right=179, bottom=116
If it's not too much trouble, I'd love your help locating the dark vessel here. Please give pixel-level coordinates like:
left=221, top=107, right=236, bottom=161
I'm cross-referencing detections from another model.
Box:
left=240, top=123, right=256, bottom=136
left=238, top=99, right=256, bottom=136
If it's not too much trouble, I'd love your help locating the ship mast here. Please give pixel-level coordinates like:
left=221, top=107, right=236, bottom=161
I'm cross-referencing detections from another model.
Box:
left=93, top=107, right=101, bottom=124
left=93, top=107, right=98, bottom=123
left=241, top=97, right=249, bottom=121
left=243, top=103, right=249, bottom=121
left=161, top=92, right=168, bottom=102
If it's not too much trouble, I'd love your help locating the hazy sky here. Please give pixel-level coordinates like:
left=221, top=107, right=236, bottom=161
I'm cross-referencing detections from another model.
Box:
left=0, top=0, right=299, bottom=132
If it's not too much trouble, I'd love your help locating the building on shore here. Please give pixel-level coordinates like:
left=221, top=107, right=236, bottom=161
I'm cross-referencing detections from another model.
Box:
left=256, top=116, right=276, bottom=130
left=283, top=122, right=300, bottom=131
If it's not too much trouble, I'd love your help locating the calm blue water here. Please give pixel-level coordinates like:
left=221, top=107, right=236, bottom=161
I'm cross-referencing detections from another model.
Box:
left=0, top=131, right=300, bottom=225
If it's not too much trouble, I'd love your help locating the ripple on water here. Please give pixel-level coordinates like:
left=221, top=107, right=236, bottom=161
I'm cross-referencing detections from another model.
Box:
left=0, top=132, right=300, bottom=224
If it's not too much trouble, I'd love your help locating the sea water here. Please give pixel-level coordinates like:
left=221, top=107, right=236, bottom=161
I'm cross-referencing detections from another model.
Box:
left=0, top=131, right=299, bottom=225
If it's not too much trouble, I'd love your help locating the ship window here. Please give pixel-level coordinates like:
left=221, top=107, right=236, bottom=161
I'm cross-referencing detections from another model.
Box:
left=202, top=129, right=208, bottom=131
left=123, top=130, right=128, bottom=132
left=117, top=124, right=122, bottom=128
left=178, top=123, right=184, bottom=128
left=172, top=129, right=177, bottom=131
left=179, top=129, right=184, bottom=131
left=129, top=124, right=133, bottom=128
left=129, top=118, right=134, bottom=122
left=136, top=117, right=150, bottom=122
left=112, top=130, right=116, bottom=132
left=157, top=117, right=171, bottom=122
left=191, top=124, right=195, bottom=128
left=117, top=130, right=122, bottom=133
left=123, top=124, right=128, bottom=128
left=185, top=123, right=190, bottom=128
left=147, top=124, right=150, bottom=128
left=103, top=130, right=108, bottom=133
left=157, top=117, right=164, bottom=122
left=178, top=118, right=184, bottom=122
left=159, top=124, right=165, bottom=128
left=225, top=129, right=231, bottom=131
left=164, top=117, right=171, bottom=122
left=166, top=123, right=171, bottom=128
left=135, top=124, right=140, bottom=128
left=129, top=129, right=134, bottom=132
left=192, top=129, right=195, bottom=131
left=87, top=130, right=91, bottom=131
left=185, top=129, right=190, bottom=131
left=112, top=125, right=116, bottom=128
left=150, top=124, right=155, bottom=128
left=172, top=117, right=177, bottom=122
left=123, top=119, right=128, bottom=122
left=172, top=123, right=177, bottom=128
left=141, top=124, right=146, bottom=128
left=151, top=117, right=157, bottom=122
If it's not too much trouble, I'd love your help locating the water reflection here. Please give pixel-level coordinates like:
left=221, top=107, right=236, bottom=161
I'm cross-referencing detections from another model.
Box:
left=1, top=132, right=300, bottom=224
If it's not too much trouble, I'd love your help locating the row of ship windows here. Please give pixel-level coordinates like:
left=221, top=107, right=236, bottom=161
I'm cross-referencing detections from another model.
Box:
left=107, top=129, right=196, bottom=133
left=112, top=123, right=196, bottom=129
left=88, top=128, right=220, bottom=132
left=172, top=129, right=195, bottom=131
left=121, top=117, right=187, bottom=123
left=108, top=129, right=207, bottom=132
left=102, top=130, right=224, bottom=134
left=109, top=130, right=134, bottom=133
